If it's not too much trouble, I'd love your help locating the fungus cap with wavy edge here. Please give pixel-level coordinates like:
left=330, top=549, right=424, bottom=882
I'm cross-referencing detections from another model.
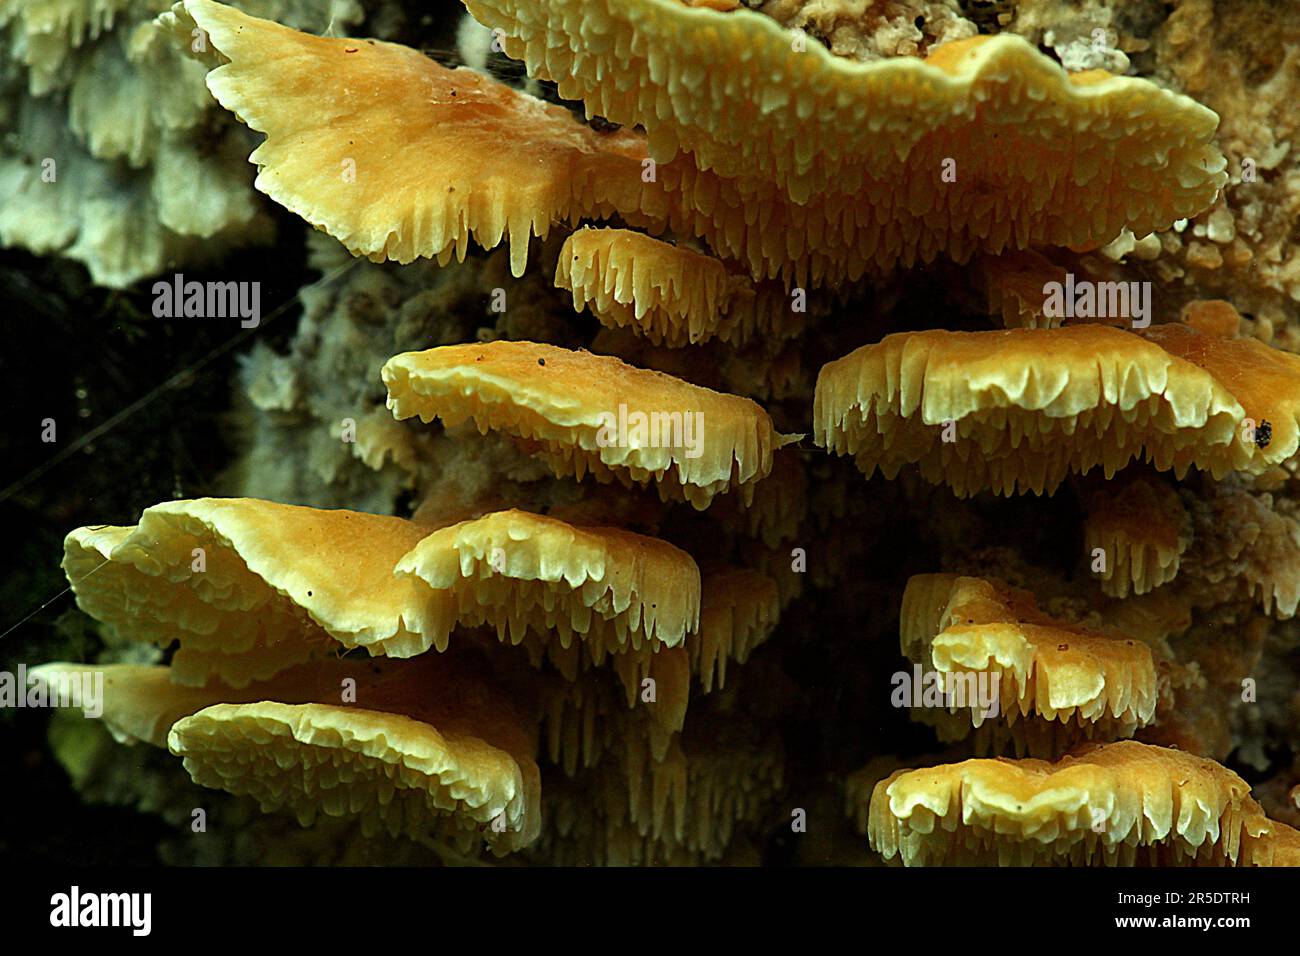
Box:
left=180, top=2, right=1072, bottom=289
left=37, top=652, right=543, bottom=853
left=392, top=508, right=700, bottom=677
left=1143, top=322, right=1300, bottom=464
left=1085, top=477, right=1189, bottom=598
left=169, top=702, right=539, bottom=853
left=401, top=511, right=695, bottom=733
left=868, top=741, right=1285, bottom=866
left=29, top=653, right=500, bottom=746
left=183, top=0, right=657, bottom=277
left=900, top=574, right=1159, bottom=756
left=383, top=340, right=797, bottom=509
left=554, top=227, right=800, bottom=349
left=27, top=662, right=218, bottom=748
left=813, top=323, right=1300, bottom=497
left=466, top=0, right=1225, bottom=238
left=61, top=498, right=442, bottom=687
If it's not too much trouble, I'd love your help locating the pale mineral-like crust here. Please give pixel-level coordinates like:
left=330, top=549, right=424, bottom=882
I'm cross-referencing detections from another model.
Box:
left=1144, top=0, right=1300, bottom=348
left=228, top=235, right=580, bottom=515
left=869, top=740, right=1283, bottom=866
left=383, top=340, right=794, bottom=508
left=1005, top=0, right=1137, bottom=74
left=754, top=0, right=978, bottom=62
left=1178, top=475, right=1300, bottom=619
left=0, top=0, right=362, bottom=285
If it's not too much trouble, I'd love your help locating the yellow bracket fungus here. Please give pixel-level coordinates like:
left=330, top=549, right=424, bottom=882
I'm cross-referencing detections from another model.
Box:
left=1084, top=476, right=1190, bottom=598
left=555, top=227, right=800, bottom=348
left=466, top=0, right=1226, bottom=259
left=62, top=498, right=438, bottom=686
left=814, top=323, right=1300, bottom=497
left=869, top=740, right=1296, bottom=866
left=384, top=340, right=797, bottom=509
left=901, top=574, right=1160, bottom=756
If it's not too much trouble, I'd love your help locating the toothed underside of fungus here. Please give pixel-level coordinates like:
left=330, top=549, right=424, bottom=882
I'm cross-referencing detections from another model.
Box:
left=538, top=665, right=665, bottom=777
left=36, top=0, right=1300, bottom=870
left=709, top=450, right=808, bottom=550
left=184, top=0, right=660, bottom=277
left=1085, top=477, right=1189, bottom=598
left=554, top=227, right=798, bottom=349
left=182, top=0, right=1232, bottom=291
left=900, top=575, right=1159, bottom=756
left=392, top=508, right=701, bottom=692
left=43, top=655, right=544, bottom=852
left=528, top=672, right=704, bottom=861
left=541, top=715, right=785, bottom=865
left=545, top=636, right=691, bottom=735
left=464, top=0, right=1227, bottom=256
left=979, top=250, right=1071, bottom=330
left=814, top=323, right=1300, bottom=497
left=61, top=498, right=437, bottom=687
left=868, top=741, right=1287, bottom=866
left=169, top=702, right=539, bottom=853
left=692, top=570, right=780, bottom=694
left=383, top=340, right=794, bottom=509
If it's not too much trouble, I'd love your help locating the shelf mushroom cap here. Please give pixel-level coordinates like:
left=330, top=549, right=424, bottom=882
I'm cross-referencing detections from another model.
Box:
left=169, top=700, right=539, bottom=853
left=383, top=340, right=797, bottom=509
left=555, top=227, right=799, bottom=349
left=900, top=574, right=1160, bottom=756
left=61, top=498, right=439, bottom=686
left=1084, top=477, right=1190, bottom=598
left=392, top=508, right=700, bottom=708
left=869, top=740, right=1289, bottom=866
left=184, top=0, right=655, bottom=277
left=466, top=0, right=1226, bottom=244
left=39, top=655, right=543, bottom=854
left=814, top=323, right=1300, bottom=497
